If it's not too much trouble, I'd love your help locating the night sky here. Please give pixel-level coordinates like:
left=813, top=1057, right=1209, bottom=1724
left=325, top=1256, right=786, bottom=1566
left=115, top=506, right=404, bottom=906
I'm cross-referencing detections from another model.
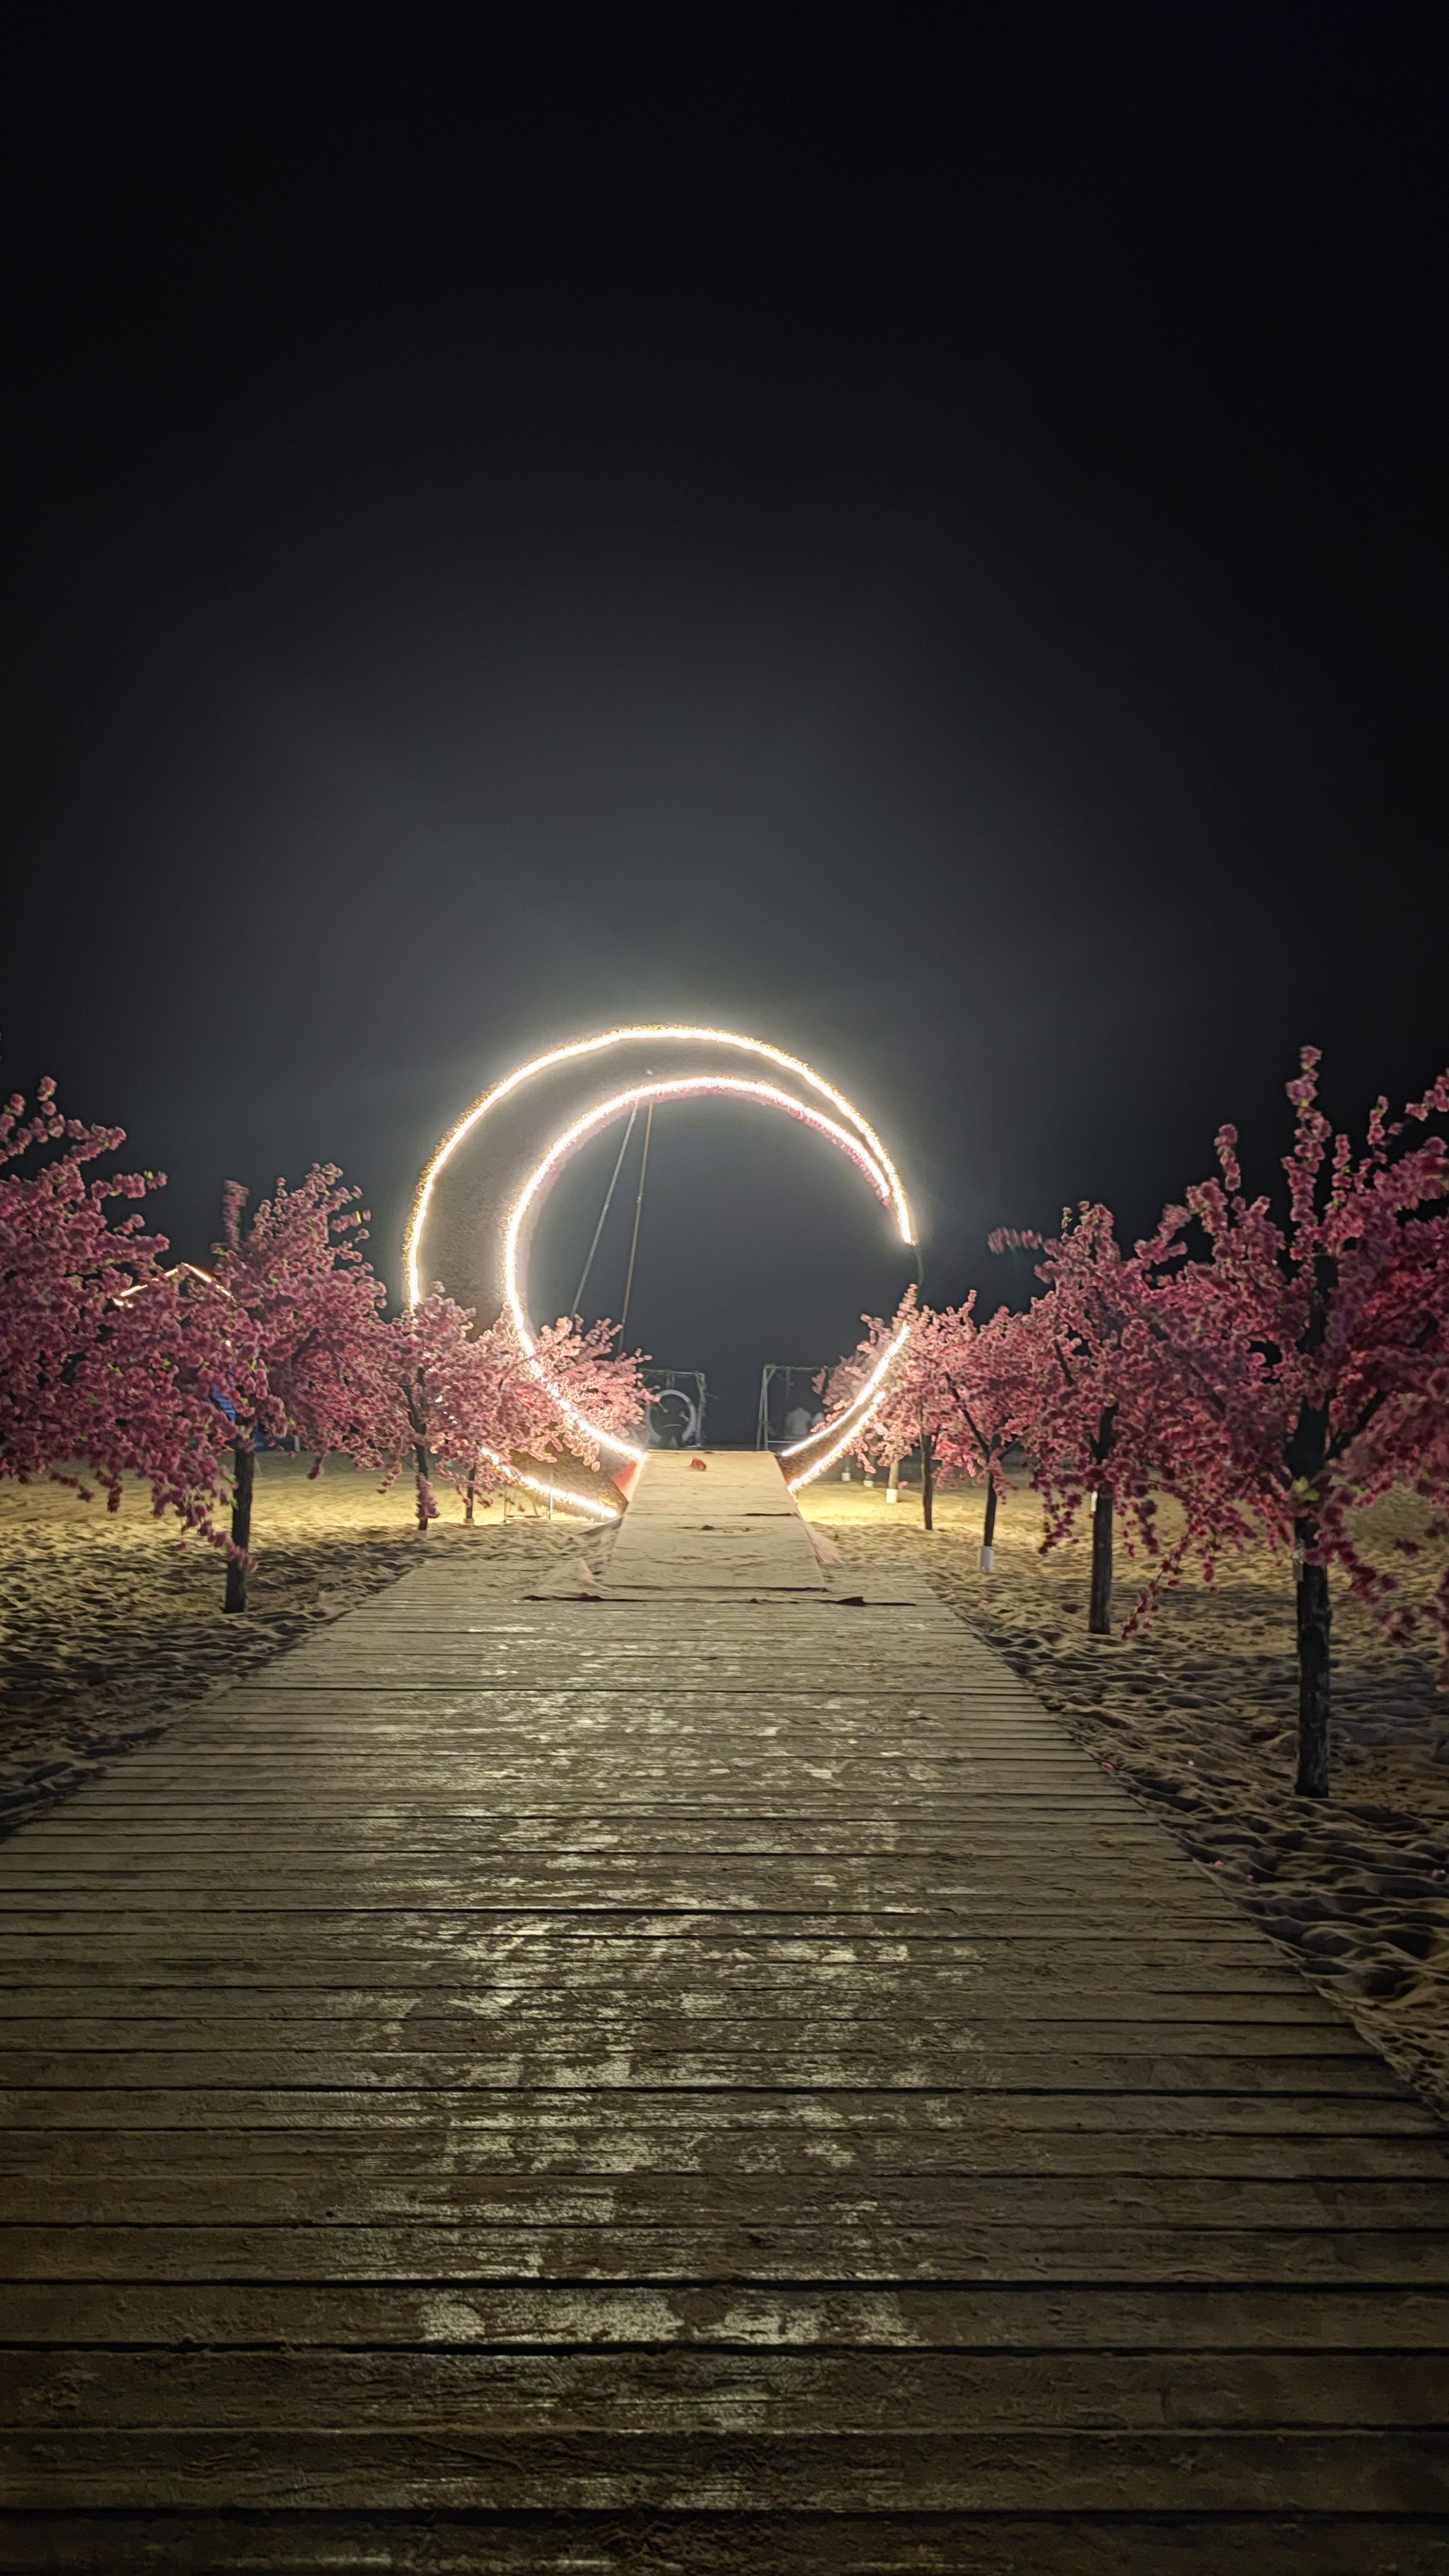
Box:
left=4, top=6, right=1444, bottom=1439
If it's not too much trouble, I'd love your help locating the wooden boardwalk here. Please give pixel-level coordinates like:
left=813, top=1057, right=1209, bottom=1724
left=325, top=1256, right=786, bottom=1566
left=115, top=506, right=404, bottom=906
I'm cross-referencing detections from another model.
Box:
left=1, top=1452, right=1448, bottom=2570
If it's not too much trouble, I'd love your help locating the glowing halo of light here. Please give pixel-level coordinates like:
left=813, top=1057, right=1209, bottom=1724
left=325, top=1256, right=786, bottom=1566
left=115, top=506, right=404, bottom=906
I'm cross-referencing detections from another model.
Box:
left=500, top=1074, right=914, bottom=1479
left=404, top=1022, right=914, bottom=1309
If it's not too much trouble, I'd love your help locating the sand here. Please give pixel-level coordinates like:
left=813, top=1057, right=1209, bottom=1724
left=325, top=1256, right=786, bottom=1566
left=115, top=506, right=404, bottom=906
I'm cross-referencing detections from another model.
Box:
left=0, top=1458, right=588, bottom=1827
left=802, top=1476, right=1449, bottom=2118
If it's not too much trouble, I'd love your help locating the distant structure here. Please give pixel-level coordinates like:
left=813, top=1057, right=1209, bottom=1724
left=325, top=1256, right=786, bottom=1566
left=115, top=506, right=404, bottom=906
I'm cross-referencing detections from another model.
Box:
left=640, top=1368, right=708, bottom=1449
left=756, top=1363, right=826, bottom=1451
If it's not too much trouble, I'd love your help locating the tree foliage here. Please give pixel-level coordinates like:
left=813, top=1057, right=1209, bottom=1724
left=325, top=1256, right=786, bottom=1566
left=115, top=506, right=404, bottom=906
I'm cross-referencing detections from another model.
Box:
left=0, top=1080, right=246, bottom=1535
left=826, top=1051, right=1449, bottom=1794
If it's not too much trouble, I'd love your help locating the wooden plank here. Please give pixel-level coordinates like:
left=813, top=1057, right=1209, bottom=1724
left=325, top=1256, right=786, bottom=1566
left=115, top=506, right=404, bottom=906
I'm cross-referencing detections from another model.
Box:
left=0, top=1980, right=1350, bottom=2017
left=2, top=2426, right=1448, bottom=2512
left=0, top=2004, right=1361, bottom=2045
left=1, top=1460, right=1445, bottom=2553
left=4, top=2086, right=1430, bottom=2132
left=0, top=2018, right=1384, bottom=2063
left=6, top=2346, right=1447, bottom=2430
left=11, top=2171, right=1449, bottom=2227
left=5, top=2221, right=1445, bottom=2283
left=2, top=2510, right=1446, bottom=2576
left=0, top=2047, right=1402, bottom=2089
left=6, top=2279, right=1449, bottom=2350
left=6, top=2124, right=1441, bottom=2178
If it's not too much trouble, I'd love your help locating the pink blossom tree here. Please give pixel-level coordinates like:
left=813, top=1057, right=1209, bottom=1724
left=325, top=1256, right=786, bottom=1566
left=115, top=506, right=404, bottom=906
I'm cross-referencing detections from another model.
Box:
left=821, top=1291, right=1012, bottom=1542
left=825, top=1292, right=954, bottom=1530
left=988, top=1210, right=1225, bottom=1636
left=466, top=1312, right=647, bottom=1503
left=827, top=1290, right=1094, bottom=1566
left=369, top=1292, right=488, bottom=1531
left=1, top=1078, right=250, bottom=1535
left=536, top=1315, right=650, bottom=1453
left=209, top=1168, right=387, bottom=1608
left=371, top=1299, right=649, bottom=1530
left=923, top=1298, right=1036, bottom=1564
left=1137, top=1049, right=1449, bottom=1796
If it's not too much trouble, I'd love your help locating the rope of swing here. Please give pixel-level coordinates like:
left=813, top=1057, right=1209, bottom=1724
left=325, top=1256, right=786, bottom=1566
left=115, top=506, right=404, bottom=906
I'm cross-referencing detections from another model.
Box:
left=618, top=1102, right=653, bottom=1348
left=570, top=1105, right=638, bottom=1318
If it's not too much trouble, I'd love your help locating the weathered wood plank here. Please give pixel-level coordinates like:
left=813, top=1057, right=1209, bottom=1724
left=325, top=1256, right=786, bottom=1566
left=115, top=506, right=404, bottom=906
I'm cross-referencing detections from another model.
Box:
left=2, top=2425, right=1447, bottom=2512
left=5, top=2220, right=1445, bottom=2283
left=2, top=1450, right=1445, bottom=2551
left=1, top=2510, right=1445, bottom=2576
left=6, top=2278, right=1449, bottom=2350
left=5, top=2124, right=1443, bottom=2178
left=11, top=2170, right=1449, bottom=2227
left=0, top=2045, right=1403, bottom=2089
left=4, top=2084, right=1433, bottom=2131
left=6, top=2346, right=1446, bottom=2430
left=0, top=1988, right=1351, bottom=2026
left=0, top=2012, right=1363, bottom=2052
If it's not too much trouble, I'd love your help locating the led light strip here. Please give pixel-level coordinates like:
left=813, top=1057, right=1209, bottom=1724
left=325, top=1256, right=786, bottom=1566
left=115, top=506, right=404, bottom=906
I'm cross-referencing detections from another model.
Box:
left=502, top=1075, right=908, bottom=1469
left=405, top=1022, right=913, bottom=1307
left=778, top=1321, right=913, bottom=1492
left=112, top=1261, right=229, bottom=1307
left=479, top=1445, right=620, bottom=1523
left=410, top=1024, right=916, bottom=1512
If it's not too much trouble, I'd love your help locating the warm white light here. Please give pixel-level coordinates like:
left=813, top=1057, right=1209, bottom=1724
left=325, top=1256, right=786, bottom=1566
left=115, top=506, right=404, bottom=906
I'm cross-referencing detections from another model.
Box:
left=785, top=1329, right=913, bottom=1492
left=478, top=1445, right=620, bottom=1523
left=778, top=1322, right=912, bottom=1460
left=502, top=1074, right=903, bottom=1463
left=405, top=1022, right=913, bottom=1307
left=408, top=1022, right=916, bottom=1512
left=112, top=1261, right=229, bottom=1307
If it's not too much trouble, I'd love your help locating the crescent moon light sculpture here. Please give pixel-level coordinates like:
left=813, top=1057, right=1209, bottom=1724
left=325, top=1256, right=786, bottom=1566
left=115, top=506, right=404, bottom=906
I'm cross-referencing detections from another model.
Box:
left=407, top=1024, right=915, bottom=1512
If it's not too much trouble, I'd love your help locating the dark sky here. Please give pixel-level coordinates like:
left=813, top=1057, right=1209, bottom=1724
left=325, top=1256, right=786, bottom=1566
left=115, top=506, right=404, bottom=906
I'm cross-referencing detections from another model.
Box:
left=4, top=5, right=1445, bottom=1438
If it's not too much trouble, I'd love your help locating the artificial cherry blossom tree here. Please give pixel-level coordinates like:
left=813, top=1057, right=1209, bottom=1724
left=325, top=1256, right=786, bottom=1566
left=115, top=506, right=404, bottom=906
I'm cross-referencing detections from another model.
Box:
left=1137, top=1049, right=1449, bottom=1796
left=988, top=1209, right=1225, bottom=1636
left=210, top=1168, right=387, bottom=1607
left=466, top=1312, right=648, bottom=1503
left=821, top=1291, right=1015, bottom=1542
left=370, top=1291, right=492, bottom=1530
left=824, top=1292, right=952, bottom=1530
left=371, top=1298, right=648, bottom=1529
left=821, top=1300, right=913, bottom=1491
left=0, top=1079, right=250, bottom=1535
left=925, top=1298, right=1035, bottom=1564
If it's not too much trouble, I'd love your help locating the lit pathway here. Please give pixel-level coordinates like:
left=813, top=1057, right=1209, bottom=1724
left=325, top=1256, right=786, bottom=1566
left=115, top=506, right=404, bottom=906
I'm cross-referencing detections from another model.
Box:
left=1, top=1455, right=1448, bottom=2570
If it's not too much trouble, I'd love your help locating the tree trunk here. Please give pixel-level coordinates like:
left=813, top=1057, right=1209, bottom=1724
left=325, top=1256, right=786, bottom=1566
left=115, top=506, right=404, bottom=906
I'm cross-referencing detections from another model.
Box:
left=1294, top=1520, right=1332, bottom=1797
left=224, top=1440, right=254, bottom=1613
left=464, top=1476, right=475, bottom=1526
left=415, top=1442, right=432, bottom=1533
left=921, top=1433, right=934, bottom=1530
left=887, top=1456, right=900, bottom=1504
left=979, top=1476, right=998, bottom=1571
left=1088, top=1487, right=1114, bottom=1634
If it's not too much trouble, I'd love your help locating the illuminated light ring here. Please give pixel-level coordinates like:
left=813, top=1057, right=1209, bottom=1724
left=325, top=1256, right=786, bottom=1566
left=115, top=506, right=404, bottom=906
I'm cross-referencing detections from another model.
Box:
left=405, top=1022, right=914, bottom=1308
left=504, top=1075, right=902, bottom=1466
left=779, top=1321, right=913, bottom=1494
left=478, top=1445, right=620, bottom=1525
